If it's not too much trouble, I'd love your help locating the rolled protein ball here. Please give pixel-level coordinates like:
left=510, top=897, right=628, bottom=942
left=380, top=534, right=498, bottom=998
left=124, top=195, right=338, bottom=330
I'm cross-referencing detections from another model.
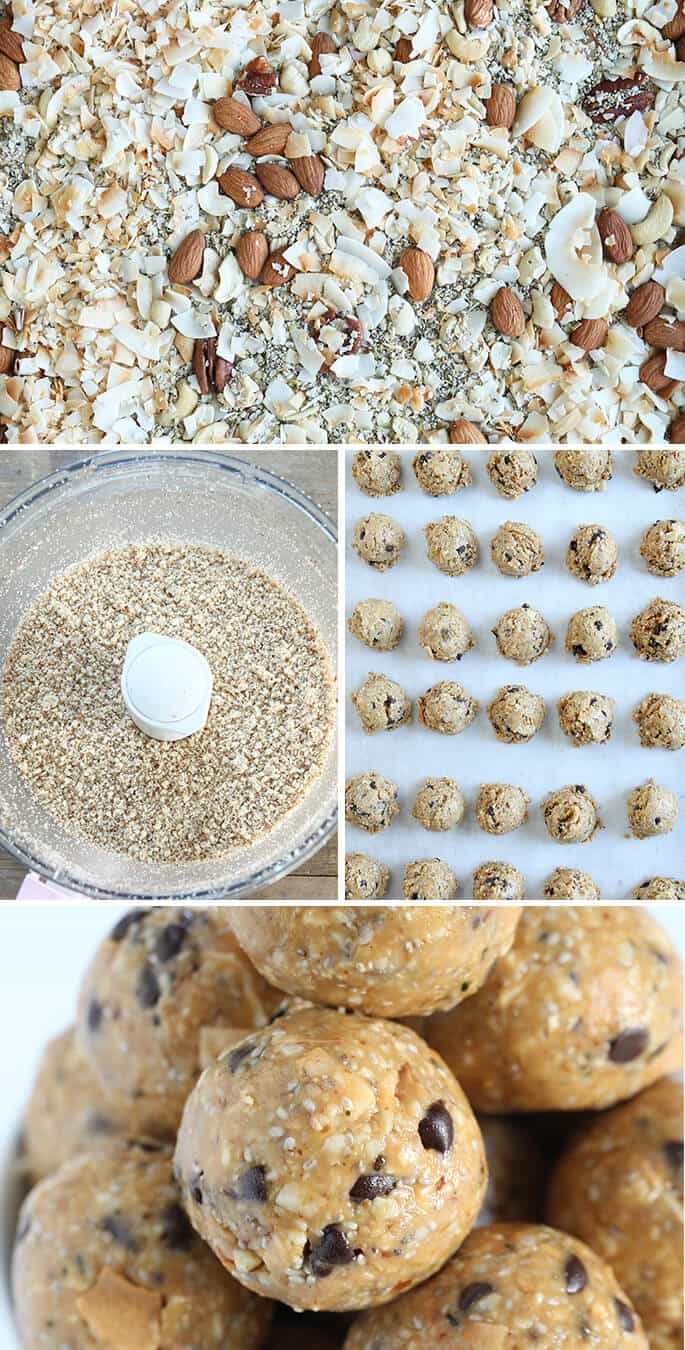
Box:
left=487, top=684, right=545, bottom=743
left=76, top=909, right=282, bottom=1135
left=633, top=878, right=685, bottom=901
left=352, top=672, right=411, bottom=734
left=542, top=784, right=602, bottom=844
left=412, top=778, right=465, bottom=831
left=640, top=519, right=685, bottom=577
left=348, top=599, right=403, bottom=652
left=633, top=693, right=685, bottom=750
left=490, top=522, right=544, bottom=578
left=558, top=691, right=615, bottom=746
left=229, top=907, right=522, bottom=1017
left=175, top=1007, right=487, bottom=1312
left=627, top=779, right=679, bottom=839
left=547, top=1078, right=683, bottom=1350
left=12, top=1147, right=272, bottom=1350
left=345, top=1223, right=647, bottom=1350
left=475, top=783, right=530, bottom=835
left=351, top=449, right=402, bottom=497
left=566, top=524, right=619, bottom=585
left=472, top=862, right=525, bottom=901
left=424, top=517, right=478, bottom=575
left=413, top=447, right=471, bottom=495
left=345, top=773, right=398, bottom=833
left=630, top=598, right=685, bottom=662
left=634, top=449, right=685, bottom=492
left=477, top=1121, right=544, bottom=1225
left=402, top=859, right=458, bottom=900
left=492, top=603, right=554, bottom=665
left=418, top=602, right=474, bottom=661
left=544, top=867, right=601, bottom=901
left=417, top=681, right=479, bottom=734
left=425, top=906, right=683, bottom=1111
left=486, top=448, right=538, bottom=498
left=344, top=853, right=390, bottom=899
left=566, top=605, right=619, bottom=662
left=554, top=448, right=613, bottom=491
left=352, top=514, right=406, bottom=570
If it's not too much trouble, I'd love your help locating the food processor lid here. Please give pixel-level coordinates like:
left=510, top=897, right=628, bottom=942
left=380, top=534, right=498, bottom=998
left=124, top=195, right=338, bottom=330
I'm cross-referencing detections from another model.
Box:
left=121, top=632, right=213, bottom=742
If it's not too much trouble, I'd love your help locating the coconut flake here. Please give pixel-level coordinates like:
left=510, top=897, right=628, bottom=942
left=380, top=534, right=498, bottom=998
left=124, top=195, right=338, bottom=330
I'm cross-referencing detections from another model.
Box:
left=544, top=193, right=607, bottom=302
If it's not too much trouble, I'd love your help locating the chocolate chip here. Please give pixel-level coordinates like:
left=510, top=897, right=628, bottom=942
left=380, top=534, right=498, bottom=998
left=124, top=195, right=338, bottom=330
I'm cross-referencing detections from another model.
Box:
left=609, top=1028, right=648, bottom=1063
left=110, top=909, right=150, bottom=942
left=614, top=1298, right=635, bottom=1332
left=308, top=1224, right=356, bottom=1276
left=418, top=1101, right=454, bottom=1153
left=565, top=1254, right=588, bottom=1294
left=664, top=1140, right=683, bottom=1174
left=459, top=1282, right=494, bottom=1312
left=189, top=1169, right=204, bottom=1205
left=373, top=1154, right=386, bottom=1171
left=154, top=922, right=187, bottom=963
left=228, top=1039, right=258, bottom=1072
left=136, top=962, right=161, bottom=1008
left=349, top=1174, right=397, bottom=1201
left=87, top=999, right=103, bottom=1032
left=235, top=1165, right=268, bottom=1202
left=161, top=1203, right=193, bottom=1251
left=101, top=1214, right=138, bottom=1251
left=572, top=644, right=586, bottom=657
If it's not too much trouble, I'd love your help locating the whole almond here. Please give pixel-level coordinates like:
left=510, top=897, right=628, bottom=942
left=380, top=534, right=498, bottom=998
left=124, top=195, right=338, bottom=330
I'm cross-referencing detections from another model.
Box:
left=491, top=286, right=525, bottom=337
left=670, top=414, right=685, bottom=443
left=0, top=344, right=15, bottom=375
left=256, top=162, right=300, bottom=200
left=0, top=27, right=24, bottom=63
left=394, top=36, right=413, bottom=62
left=644, top=318, right=685, bottom=352
left=485, top=83, right=516, bottom=128
left=551, top=281, right=572, bottom=318
left=597, top=207, right=634, bottom=264
left=399, top=247, right=435, bottom=302
left=247, top=123, right=291, bottom=157
left=639, top=351, right=677, bottom=396
left=0, top=51, right=20, bottom=91
left=449, top=419, right=488, bottom=444
left=261, top=248, right=296, bottom=288
left=168, top=230, right=204, bottom=285
left=625, top=280, right=665, bottom=328
left=292, top=154, right=325, bottom=196
left=236, top=230, right=269, bottom=281
left=213, top=97, right=261, bottom=137
left=465, top=0, right=494, bottom=25
left=309, top=32, right=336, bottom=78
left=570, top=318, right=608, bottom=351
left=218, top=167, right=264, bottom=208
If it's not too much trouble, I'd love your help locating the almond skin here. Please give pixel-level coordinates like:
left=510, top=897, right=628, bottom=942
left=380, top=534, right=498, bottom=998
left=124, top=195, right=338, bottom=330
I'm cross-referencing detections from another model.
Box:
left=570, top=318, right=608, bottom=351
left=291, top=155, right=325, bottom=196
left=677, top=34, right=685, bottom=57
left=213, top=97, right=261, bottom=137
left=247, top=124, right=291, bottom=157
left=625, top=280, right=665, bottom=328
left=491, top=286, right=525, bottom=337
left=0, top=344, right=15, bottom=375
left=261, top=248, right=296, bottom=288
left=597, top=207, right=634, bottom=264
left=168, top=230, right=204, bottom=285
left=670, top=414, right=685, bottom=443
left=0, top=51, right=20, bottom=91
left=448, top=419, right=488, bottom=443
left=236, top=231, right=269, bottom=281
left=399, top=247, right=435, bottom=302
left=255, top=162, right=300, bottom=201
left=643, top=318, right=685, bottom=352
left=217, top=167, right=264, bottom=207
left=0, top=27, right=25, bottom=63
left=663, top=2, right=685, bottom=39
left=485, top=83, right=516, bottom=128
left=308, top=32, right=336, bottom=78
left=394, top=36, right=413, bottom=62
left=639, top=352, right=677, bottom=396
left=465, top=0, right=494, bottom=25
left=551, top=282, right=572, bottom=318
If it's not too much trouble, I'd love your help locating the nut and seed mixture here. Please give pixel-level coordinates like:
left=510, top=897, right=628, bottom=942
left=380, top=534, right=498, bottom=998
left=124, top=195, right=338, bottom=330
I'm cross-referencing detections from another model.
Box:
left=0, top=0, right=684, bottom=442
left=1, top=541, right=335, bottom=863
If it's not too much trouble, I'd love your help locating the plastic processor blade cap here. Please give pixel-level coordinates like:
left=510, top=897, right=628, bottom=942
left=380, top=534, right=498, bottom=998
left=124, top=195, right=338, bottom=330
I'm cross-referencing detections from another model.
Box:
left=121, top=632, right=213, bottom=742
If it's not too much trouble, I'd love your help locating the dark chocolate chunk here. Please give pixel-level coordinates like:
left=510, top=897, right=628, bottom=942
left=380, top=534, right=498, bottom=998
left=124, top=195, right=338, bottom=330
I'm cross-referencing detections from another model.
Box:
left=459, top=1282, right=494, bottom=1312
left=154, top=922, right=187, bottom=963
left=136, top=962, right=161, bottom=1008
left=161, top=1203, right=193, bottom=1251
left=609, top=1028, right=648, bottom=1063
left=228, top=1038, right=258, bottom=1072
left=418, top=1101, right=454, bottom=1154
left=308, top=1224, right=356, bottom=1276
left=565, top=1254, right=588, bottom=1294
left=235, top=1164, right=268, bottom=1203
left=87, top=999, right=103, bottom=1032
left=614, top=1298, right=635, bottom=1332
left=664, top=1139, right=683, bottom=1175
left=101, top=1214, right=139, bottom=1251
left=349, top=1174, right=397, bottom=1201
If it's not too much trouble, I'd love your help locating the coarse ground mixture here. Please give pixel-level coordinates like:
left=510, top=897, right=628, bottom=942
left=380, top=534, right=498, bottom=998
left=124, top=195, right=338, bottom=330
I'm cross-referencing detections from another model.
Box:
left=0, top=541, right=335, bottom=863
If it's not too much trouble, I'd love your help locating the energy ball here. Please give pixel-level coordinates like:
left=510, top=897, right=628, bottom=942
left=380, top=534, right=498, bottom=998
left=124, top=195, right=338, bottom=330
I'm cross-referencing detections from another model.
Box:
left=344, top=853, right=390, bottom=899
left=542, top=784, right=602, bottom=844
left=472, top=862, right=525, bottom=901
left=640, top=520, right=685, bottom=577
left=544, top=867, right=601, bottom=900
left=486, top=449, right=538, bottom=498
left=352, top=672, right=411, bottom=734
left=424, top=517, right=478, bottom=575
left=566, top=525, right=619, bottom=585
left=547, top=1078, right=683, bottom=1350
left=477, top=1121, right=544, bottom=1225
left=348, top=599, right=403, bottom=652
left=633, top=693, right=685, bottom=750
left=634, top=449, right=685, bottom=492
left=352, top=514, right=406, bottom=570
left=345, top=773, right=398, bottom=833
left=174, top=1007, right=487, bottom=1312
left=76, top=909, right=282, bottom=1135
left=344, top=1223, right=646, bottom=1350
left=630, top=598, right=685, bottom=662
left=418, top=603, right=474, bottom=661
left=425, top=906, right=683, bottom=1112
left=229, top=907, right=522, bottom=1017
left=412, top=778, right=465, bottom=831
left=487, top=684, right=545, bottom=743
left=554, top=448, right=613, bottom=492
left=492, top=604, right=554, bottom=665
left=351, top=450, right=402, bottom=497
left=633, top=878, right=685, bottom=901
left=490, top=521, right=544, bottom=578
left=417, top=681, right=479, bottom=735
left=12, top=1147, right=272, bottom=1350
left=566, top=605, right=618, bottom=662
left=627, top=779, right=679, bottom=839
left=558, top=691, right=615, bottom=746
left=402, top=859, right=458, bottom=900
left=475, top=783, right=530, bottom=835
left=412, top=447, right=471, bottom=496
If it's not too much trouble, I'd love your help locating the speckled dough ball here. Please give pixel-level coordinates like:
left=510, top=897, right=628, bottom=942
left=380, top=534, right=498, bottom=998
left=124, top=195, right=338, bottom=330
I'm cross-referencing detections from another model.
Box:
left=627, top=779, right=679, bottom=839
left=174, top=1007, right=487, bottom=1311
left=634, top=449, right=685, bottom=492
left=487, top=685, right=546, bottom=743
left=472, top=862, right=525, bottom=901
left=12, top=1148, right=272, bottom=1350
left=413, top=448, right=471, bottom=496
left=352, top=672, right=411, bottom=734
left=558, top=691, right=615, bottom=746
left=566, top=605, right=619, bottom=662
left=548, top=1078, right=683, bottom=1350
left=345, top=773, right=398, bottom=833
left=418, top=603, right=474, bottom=661
left=348, top=599, right=403, bottom=651
left=230, top=907, right=522, bottom=1017
left=630, top=598, right=685, bottom=662
left=344, top=1223, right=647, bottom=1350
left=486, top=449, right=538, bottom=499
left=344, top=853, right=390, bottom=899
left=490, top=522, right=544, bottom=578
left=554, top=448, right=613, bottom=491
left=352, top=450, right=402, bottom=497
left=412, top=778, right=465, bottom=831
left=76, top=909, right=282, bottom=1135
left=424, top=517, right=479, bottom=575
left=477, top=1122, right=544, bottom=1226
left=542, top=784, right=602, bottom=844
left=352, top=514, right=406, bottom=570
left=640, top=520, right=685, bottom=577
left=402, top=859, right=458, bottom=900
left=633, top=693, right=685, bottom=750
left=544, top=868, right=601, bottom=900
left=475, top=783, right=530, bottom=835
left=633, top=878, right=685, bottom=901
left=492, top=604, right=554, bottom=665
left=417, top=681, right=479, bottom=735
left=566, top=525, right=619, bottom=585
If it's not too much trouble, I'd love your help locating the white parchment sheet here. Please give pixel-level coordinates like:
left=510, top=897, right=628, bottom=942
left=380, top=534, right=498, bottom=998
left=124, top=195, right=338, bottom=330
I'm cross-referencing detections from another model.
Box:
left=346, top=448, right=684, bottom=900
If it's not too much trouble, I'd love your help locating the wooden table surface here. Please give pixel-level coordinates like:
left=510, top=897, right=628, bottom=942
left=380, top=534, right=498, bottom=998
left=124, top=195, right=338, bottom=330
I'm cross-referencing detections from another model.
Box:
left=0, top=449, right=338, bottom=901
